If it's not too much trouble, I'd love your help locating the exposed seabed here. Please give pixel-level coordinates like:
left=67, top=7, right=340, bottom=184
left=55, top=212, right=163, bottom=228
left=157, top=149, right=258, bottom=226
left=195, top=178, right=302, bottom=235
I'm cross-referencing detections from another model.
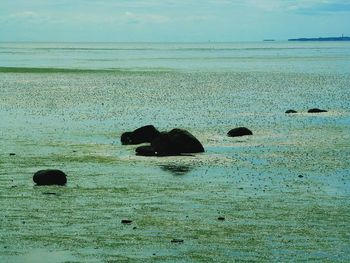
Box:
left=0, top=71, right=349, bottom=262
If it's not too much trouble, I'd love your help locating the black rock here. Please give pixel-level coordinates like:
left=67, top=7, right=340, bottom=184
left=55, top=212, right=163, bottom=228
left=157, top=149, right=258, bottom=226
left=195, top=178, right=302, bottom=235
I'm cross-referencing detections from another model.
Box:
left=33, top=169, right=67, bottom=186
left=121, top=125, right=161, bottom=145
left=135, top=145, right=156, bottom=156
left=308, top=108, right=328, bottom=113
left=285, top=109, right=297, bottom=114
left=42, top=192, right=58, bottom=195
left=227, top=127, right=253, bottom=137
left=136, top=129, right=204, bottom=156
left=171, top=239, right=184, bottom=243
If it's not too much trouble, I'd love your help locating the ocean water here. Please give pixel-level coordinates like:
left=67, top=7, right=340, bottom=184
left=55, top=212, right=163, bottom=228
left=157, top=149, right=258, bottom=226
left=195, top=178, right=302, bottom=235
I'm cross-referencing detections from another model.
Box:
left=0, top=42, right=349, bottom=262
left=1, top=41, right=350, bottom=73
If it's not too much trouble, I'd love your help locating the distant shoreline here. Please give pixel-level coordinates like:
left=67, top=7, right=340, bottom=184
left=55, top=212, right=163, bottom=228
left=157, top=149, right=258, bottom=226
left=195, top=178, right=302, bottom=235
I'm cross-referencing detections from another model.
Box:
left=288, top=36, right=350, bottom=42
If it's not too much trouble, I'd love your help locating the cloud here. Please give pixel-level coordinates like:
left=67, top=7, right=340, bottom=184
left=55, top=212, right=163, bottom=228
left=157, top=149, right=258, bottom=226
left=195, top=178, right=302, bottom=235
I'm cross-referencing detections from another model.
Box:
left=123, top=11, right=170, bottom=24
left=244, top=0, right=350, bottom=13
left=0, top=10, right=53, bottom=24
left=1, top=0, right=349, bottom=42
left=10, top=11, right=38, bottom=18
left=296, top=1, right=350, bottom=14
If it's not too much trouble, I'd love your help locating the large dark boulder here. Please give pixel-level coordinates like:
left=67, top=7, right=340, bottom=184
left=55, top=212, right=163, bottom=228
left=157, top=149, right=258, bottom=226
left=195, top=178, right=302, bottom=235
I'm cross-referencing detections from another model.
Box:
left=308, top=108, right=328, bottom=113
left=136, top=129, right=204, bottom=156
left=285, top=109, right=297, bottom=114
left=227, top=127, right=253, bottom=137
left=33, top=169, right=67, bottom=186
left=121, top=125, right=161, bottom=145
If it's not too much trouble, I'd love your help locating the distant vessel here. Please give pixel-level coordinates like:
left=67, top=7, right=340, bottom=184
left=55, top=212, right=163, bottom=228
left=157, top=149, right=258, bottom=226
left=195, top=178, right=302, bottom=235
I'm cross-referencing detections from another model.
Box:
left=263, top=39, right=275, bottom=42
left=288, top=35, right=350, bottom=41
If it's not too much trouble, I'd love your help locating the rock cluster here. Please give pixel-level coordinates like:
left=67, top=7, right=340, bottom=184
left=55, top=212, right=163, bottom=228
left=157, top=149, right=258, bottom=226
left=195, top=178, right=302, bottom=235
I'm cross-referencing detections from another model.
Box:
left=121, top=125, right=204, bottom=156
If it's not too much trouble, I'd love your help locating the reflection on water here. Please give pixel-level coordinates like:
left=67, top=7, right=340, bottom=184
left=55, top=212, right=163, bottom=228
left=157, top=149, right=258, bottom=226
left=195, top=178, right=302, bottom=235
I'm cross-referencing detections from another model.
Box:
left=160, top=164, right=193, bottom=175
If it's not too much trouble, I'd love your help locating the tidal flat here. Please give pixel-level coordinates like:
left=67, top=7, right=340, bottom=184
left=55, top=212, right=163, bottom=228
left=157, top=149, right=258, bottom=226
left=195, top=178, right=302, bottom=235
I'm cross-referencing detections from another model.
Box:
left=0, top=71, right=349, bottom=262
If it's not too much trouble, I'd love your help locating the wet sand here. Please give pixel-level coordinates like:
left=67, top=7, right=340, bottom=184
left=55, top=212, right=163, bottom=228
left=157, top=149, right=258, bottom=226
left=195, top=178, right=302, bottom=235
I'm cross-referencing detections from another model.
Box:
left=0, top=71, right=349, bottom=262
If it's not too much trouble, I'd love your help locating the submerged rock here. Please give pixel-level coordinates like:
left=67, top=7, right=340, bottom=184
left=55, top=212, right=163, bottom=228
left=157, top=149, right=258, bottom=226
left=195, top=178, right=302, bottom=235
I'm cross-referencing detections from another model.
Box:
left=136, top=128, right=204, bottom=156
left=308, top=108, right=328, bottom=113
left=227, top=127, right=253, bottom=137
left=285, top=109, right=297, bottom=114
left=33, top=169, right=67, bottom=186
left=121, top=125, right=161, bottom=145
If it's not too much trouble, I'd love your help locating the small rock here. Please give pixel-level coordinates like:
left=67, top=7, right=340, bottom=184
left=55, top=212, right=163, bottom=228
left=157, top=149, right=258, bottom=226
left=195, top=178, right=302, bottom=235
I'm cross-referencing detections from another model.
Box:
left=227, top=127, right=253, bottom=137
left=121, top=219, right=133, bottom=224
left=33, top=169, right=67, bottom=186
left=171, top=239, right=184, bottom=243
left=308, top=108, right=328, bottom=113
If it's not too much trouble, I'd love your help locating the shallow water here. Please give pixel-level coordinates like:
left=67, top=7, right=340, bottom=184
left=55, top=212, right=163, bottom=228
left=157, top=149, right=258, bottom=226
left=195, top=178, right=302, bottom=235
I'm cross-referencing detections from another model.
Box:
left=1, top=41, right=350, bottom=73
left=1, top=43, right=350, bottom=262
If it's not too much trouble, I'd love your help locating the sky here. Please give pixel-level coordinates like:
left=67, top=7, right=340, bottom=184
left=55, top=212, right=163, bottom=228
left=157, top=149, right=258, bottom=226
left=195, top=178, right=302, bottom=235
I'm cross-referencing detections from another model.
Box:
left=0, top=0, right=350, bottom=42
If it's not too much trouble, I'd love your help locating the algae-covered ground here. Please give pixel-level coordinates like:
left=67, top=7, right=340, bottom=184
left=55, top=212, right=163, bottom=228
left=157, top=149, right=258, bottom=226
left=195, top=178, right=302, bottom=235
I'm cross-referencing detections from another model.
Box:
left=0, top=71, right=349, bottom=262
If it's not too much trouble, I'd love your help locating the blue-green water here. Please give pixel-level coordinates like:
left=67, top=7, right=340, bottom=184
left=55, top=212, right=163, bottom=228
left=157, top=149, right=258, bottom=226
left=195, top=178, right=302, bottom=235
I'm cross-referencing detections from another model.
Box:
left=1, top=41, right=350, bottom=73
left=0, top=42, right=349, bottom=262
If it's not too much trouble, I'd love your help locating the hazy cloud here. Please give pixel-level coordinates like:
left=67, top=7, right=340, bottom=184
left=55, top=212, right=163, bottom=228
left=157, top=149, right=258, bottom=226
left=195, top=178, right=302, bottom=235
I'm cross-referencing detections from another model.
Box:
left=0, top=0, right=349, bottom=41
left=245, top=0, right=350, bottom=13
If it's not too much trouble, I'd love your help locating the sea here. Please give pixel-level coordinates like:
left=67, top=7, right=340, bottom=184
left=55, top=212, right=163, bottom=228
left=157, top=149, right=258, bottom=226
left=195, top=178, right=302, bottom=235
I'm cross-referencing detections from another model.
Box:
left=0, top=42, right=349, bottom=262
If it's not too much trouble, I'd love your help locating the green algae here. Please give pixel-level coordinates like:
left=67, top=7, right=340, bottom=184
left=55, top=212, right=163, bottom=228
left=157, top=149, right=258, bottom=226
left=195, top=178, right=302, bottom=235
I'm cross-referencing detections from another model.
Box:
left=0, top=71, right=349, bottom=262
